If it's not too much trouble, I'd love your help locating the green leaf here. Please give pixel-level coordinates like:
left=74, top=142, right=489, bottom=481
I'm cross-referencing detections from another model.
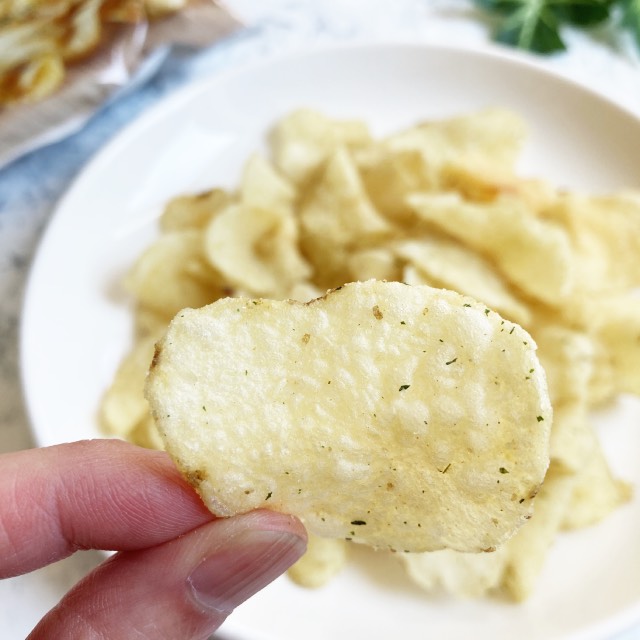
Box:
left=473, top=0, right=636, bottom=54
left=475, top=0, right=526, bottom=14
left=474, top=0, right=567, bottom=53
left=620, top=0, right=640, bottom=47
left=496, top=1, right=567, bottom=52
left=551, top=0, right=614, bottom=27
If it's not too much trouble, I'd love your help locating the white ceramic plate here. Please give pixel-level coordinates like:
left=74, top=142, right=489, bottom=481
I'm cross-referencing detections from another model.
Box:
left=21, top=43, right=640, bottom=640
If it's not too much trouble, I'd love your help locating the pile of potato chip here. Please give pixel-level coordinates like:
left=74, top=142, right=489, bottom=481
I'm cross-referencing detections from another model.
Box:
left=100, top=107, right=640, bottom=601
left=0, top=0, right=190, bottom=104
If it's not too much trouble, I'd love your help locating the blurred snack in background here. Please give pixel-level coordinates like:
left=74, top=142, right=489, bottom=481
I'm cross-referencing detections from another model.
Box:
left=0, top=0, right=192, bottom=105
left=0, top=0, right=240, bottom=167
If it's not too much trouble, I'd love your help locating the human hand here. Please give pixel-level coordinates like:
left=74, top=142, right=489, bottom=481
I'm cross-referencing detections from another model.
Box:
left=0, top=439, right=307, bottom=639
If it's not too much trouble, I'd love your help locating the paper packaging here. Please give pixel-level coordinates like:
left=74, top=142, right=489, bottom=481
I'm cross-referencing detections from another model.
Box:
left=0, top=0, right=242, bottom=169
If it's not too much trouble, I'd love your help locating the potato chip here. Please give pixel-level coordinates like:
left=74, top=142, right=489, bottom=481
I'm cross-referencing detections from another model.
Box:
left=401, top=463, right=576, bottom=601
left=346, top=248, right=400, bottom=283
left=128, top=413, right=165, bottom=450
left=204, top=202, right=311, bottom=298
left=299, top=147, right=391, bottom=287
left=401, top=546, right=508, bottom=598
left=549, top=401, right=595, bottom=473
left=501, top=463, right=576, bottom=602
left=146, top=281, right=552, bottom=553
left=355, top=147, right=436, bottom=223
left=14, top=53, right=65, bottom=102
left=0, top=0, right=186, bottom=105
left=271, top=109, right=372, bottom=185
left=533, top=325, right=595, bottom=406
left=63, top=0, right=102, bottom=60
left=407, top=192, right=574, bottom=304
left=288, top=534, right=349, bottom=589
left=394, top=237, right=531, bottom=326
left=159, top=188, right=230, bottom=232
left=100, top=335, right=157, bottom=438
left=541, top=192, right=640, bottom=293
left=126, top=230, right=227, bottom=319
left=438, top=164, right=557, bottom=208
left=561, top=427, right=633, bottom=530
left=591, top=294, right=640, bottom=396
left=239, top=153, right=296, bottom=213
left=385, top=108, right=527, bottom=174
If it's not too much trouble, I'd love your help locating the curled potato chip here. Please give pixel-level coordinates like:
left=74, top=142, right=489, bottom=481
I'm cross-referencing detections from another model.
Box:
left=205, top=202, right=311, bottom=297
left=146, top=281, right=551, bottom=553
left=407, top=192, right=574, bottom=304
left=385, top=108, right=527, bottom=174
left=159, top=188, right=230, bottom=232
left=394, top=237, right=531, bottom=326
left=401, top=546, right=508, bottom=598
left=501, top=463, right=576, bottom=602
left=288, top=534, right=349, bottom=589
left=126, top=230, right=227, bottom=319
left=100, top=335, right=157, bottom=438
left=560, top=426, right=633, bottom=530
left=271, top=109, right=372, bottom=185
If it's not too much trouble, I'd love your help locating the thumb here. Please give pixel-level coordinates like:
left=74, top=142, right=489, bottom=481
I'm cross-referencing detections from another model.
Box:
left=28, top=510, right=307, bottom=640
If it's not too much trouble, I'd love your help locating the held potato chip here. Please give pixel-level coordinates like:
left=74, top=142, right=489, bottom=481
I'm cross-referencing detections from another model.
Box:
left=146, top=280, right=552, bottom=553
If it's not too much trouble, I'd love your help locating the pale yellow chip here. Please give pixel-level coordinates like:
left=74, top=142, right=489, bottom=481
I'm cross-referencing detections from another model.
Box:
left=239, top=153, right=296, bottom=213
left=394, top=237, right=531, bottom=326
left=561, top=427, right=633, bottom=530
left=271, top=109, right=372, bottom=185
left=126, top=230, right=227, bottom=319
left=400, top=464, right=577, bottom=602
left=100, top=335, right=157, bottom=438
left=347, top=248, right=400, bottom=283
left=299, top=147, right=391, bottom=287
left=541, top=192, right=640, bottom=293
left=204, top=203, right=311, bottom=298
left=501, top=463, right=576, bottom=602
left=549, top=401, right=595, bottom=473
left=400, top=546, right=508, bottom=599
left=146, top=281, right=551, bottom=553
left=385, top=108, right=527, bottom=174
left=288, top=534, right=349, bottom=589
left=407, top=192, right=574, bottom=305
left=533, top=325, right=595, bottom=406
left=159, top=188, right=231, bottom=232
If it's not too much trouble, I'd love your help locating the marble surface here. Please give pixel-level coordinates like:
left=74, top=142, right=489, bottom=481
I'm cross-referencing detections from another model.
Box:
left=0, top=1, right=639, bottom=638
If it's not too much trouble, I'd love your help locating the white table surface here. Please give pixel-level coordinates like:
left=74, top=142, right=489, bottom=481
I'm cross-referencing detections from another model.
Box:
left=1, top=1, right=639, bottom=638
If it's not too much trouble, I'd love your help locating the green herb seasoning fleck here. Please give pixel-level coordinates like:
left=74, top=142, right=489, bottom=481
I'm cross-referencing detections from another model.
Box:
left=499, top=467, right=509, bottom=474
left=350, top=520, right=367, bottom=525
left=399, top=384, right=410, bottom=391
left=445, top=358, right=458, bottom=365
left=537, top=415, right=545, bottom=422
left=265, top=491, right=272, bottom=501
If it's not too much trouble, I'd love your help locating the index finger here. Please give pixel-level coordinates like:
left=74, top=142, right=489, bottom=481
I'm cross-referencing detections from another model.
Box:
left=0, top=439, right=214, bottom=578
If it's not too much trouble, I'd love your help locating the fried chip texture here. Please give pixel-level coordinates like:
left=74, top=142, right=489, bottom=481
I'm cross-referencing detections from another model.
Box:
left=146, top=280, right=551, bottom=553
